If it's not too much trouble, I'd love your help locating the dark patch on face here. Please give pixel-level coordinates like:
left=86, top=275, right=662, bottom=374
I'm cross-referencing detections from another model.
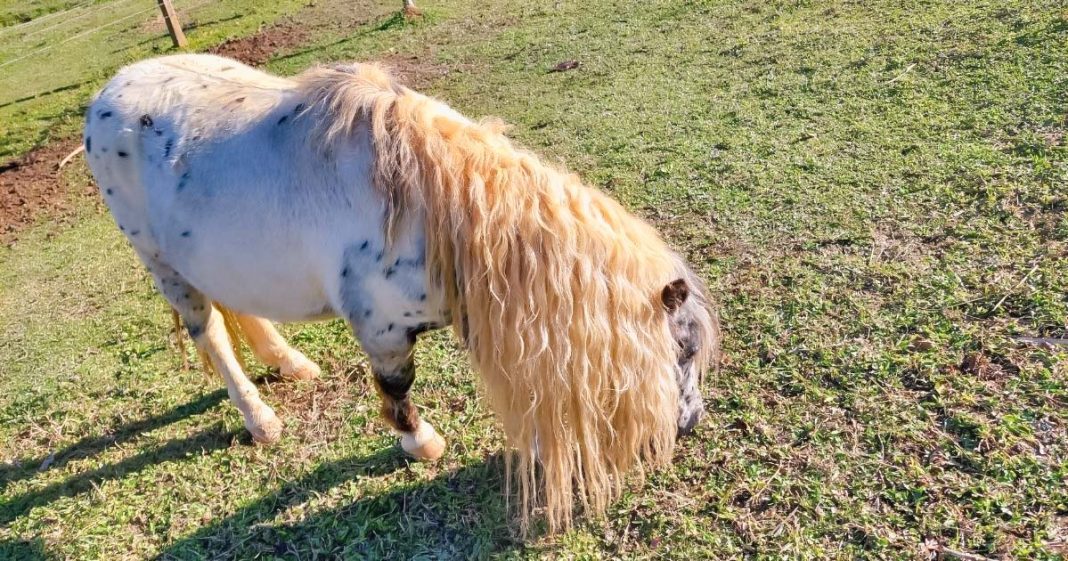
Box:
left=117, top=151, right=129, bottom=158
left=140, top=114, right=153, bottom=128
left=85, top=137, right=91, bottom=153
left=234, top=97, right=245, bottom=104
left=277, top=115, right=288, bottom=125
left=360, top=240, right=369, bottom=250
left=341, top=267, right=350, bottom=278
left=186, top=322, right=204, bottom=339
left=105, top=188, right=112, bottom=196
left=130, top=229, right=140, bottom=236
left=163, top=139, right=174, bottom=159
left=98, top=110, right=112, bottom=119
left=181, top=230, right=191, bottom=237
left=364, top=309, right=372, bottom=318
left=118, top=225, right=125, bottom=232
left=419, top=293, right=427, bottom=301
left=293, top=103, right=305, bottom=115
left=384, top=267, right=396, bottom=279
left=177, top=172, right=190, bottom=191
left=375, top=251, right=383, bottom=262
left=387, top=323, right=394, bottom=332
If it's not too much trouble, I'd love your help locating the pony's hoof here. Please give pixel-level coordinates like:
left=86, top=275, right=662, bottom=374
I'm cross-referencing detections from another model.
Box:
left=247, top=411, right=283, bottom=444
left=281, top=353, right=320, bottom=381
left=400, top=421, right=446, bottom=461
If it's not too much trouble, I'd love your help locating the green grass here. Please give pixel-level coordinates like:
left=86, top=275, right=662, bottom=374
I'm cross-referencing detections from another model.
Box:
left=2, top=0, right=1067, bottom=559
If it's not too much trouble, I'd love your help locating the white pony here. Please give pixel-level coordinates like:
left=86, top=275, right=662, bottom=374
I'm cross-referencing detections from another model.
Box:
left=84, top=54, right=719, bottom=531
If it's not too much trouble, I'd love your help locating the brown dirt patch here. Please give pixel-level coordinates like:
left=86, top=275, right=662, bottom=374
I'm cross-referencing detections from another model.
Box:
left=208, top=22, right=310, bottom=67
left=379, top=54, right=458, bottom=90
left=0, top=138, right=93, bottom=245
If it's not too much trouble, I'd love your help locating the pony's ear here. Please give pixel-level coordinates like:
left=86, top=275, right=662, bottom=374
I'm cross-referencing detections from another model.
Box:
left=661, top=279, right=689, bottom=313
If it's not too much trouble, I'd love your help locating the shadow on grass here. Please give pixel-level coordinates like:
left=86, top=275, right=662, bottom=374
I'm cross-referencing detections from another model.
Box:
left=0, top=424, right=241, bottom=526
left=0, top=389, right=229, bottom=493
left=0, top=79, right=92, bottom=109
left=0, top=537, right=48, bottom=561
left=154, top=451, right=522, bottom=560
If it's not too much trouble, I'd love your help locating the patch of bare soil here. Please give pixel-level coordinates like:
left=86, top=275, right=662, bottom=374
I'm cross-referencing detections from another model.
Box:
left=378, top=53, right=458, bottom=90
left=208, top=22, right=310, bottom=67
left=0, top=138, right=93, bottom=245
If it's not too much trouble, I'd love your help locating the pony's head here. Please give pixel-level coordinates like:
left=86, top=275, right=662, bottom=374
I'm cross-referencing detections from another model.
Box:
left=662, top=262, right=720, bottom=437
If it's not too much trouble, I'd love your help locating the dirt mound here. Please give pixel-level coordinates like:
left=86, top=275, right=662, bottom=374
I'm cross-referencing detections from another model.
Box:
left=209, top=23, right=310, bottom=66
left=0, top=138, right=91, bottom=244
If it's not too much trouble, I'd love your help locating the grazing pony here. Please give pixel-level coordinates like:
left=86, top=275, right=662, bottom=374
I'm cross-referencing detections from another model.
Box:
left=84, top=54, right=720, bottom=531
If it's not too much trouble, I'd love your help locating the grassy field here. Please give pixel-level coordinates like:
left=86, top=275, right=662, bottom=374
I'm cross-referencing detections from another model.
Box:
left=1, top=0, right=1067, bottom=559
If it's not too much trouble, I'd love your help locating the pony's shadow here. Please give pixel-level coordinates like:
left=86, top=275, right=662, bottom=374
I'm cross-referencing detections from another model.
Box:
left=0, top=388, right=229, bottom=494
left=0, top=423, right=241, bottom=526
left=153, top=451, right=522, bottom=560
left=2, top=385, right=523, bottom=558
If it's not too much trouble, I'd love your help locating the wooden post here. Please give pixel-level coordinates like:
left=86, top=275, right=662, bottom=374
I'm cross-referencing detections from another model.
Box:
left=403, top=0, right=422, bottom=17
left=157, top=0, right=187, bottom=48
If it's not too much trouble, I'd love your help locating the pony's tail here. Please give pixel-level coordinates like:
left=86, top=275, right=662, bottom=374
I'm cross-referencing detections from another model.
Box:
left=170, top=302, right=245, bottom=377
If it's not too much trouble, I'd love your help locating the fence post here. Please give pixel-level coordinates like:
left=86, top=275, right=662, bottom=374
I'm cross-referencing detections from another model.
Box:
left=157, top=0, right=187, bottom=48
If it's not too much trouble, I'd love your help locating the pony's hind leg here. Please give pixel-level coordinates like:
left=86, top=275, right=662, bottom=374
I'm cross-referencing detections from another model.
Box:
left=364, top=341, right=446, bottom=460
left=146, top=257, right=283, bottom=443
left=233, top=314, right=321, bottom=381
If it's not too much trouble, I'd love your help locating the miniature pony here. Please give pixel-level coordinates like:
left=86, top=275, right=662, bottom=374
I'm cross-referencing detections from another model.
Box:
left=84, top=54, right=719, bottom=531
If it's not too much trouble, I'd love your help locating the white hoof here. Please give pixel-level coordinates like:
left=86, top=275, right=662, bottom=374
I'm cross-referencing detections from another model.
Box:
left=246, top=406, right=282, bottom=444
left=400, top=421, right=446, bottom=461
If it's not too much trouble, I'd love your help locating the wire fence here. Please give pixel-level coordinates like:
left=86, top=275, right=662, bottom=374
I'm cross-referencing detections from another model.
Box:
left=0, top=0, right=245, bottom=107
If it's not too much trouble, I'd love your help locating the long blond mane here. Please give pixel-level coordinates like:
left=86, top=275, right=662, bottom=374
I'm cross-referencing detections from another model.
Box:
left=297, top=63, right=713, bottom=531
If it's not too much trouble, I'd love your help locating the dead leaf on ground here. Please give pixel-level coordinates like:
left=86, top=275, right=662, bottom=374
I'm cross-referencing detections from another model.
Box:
left=549, top=60, right=581, bottom=73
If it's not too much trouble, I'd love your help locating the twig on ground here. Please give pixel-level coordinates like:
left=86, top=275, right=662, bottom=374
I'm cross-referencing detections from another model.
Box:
left=1013, top=336, right=1068, bottom=347
left=937, top=545, right=999, bottom=561
left=886, top=63, right=917, bottom=84
left=990, top=262, right=1041, bottom=313
left=57, top=145, right=84, bottom=169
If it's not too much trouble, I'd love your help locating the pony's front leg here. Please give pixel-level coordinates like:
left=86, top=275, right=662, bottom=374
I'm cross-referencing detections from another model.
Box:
left=233, top=314, right=321, bottom=381
left=145, top=259, right=283, bottom=443
left=366, top=344, right=446, bottom=461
